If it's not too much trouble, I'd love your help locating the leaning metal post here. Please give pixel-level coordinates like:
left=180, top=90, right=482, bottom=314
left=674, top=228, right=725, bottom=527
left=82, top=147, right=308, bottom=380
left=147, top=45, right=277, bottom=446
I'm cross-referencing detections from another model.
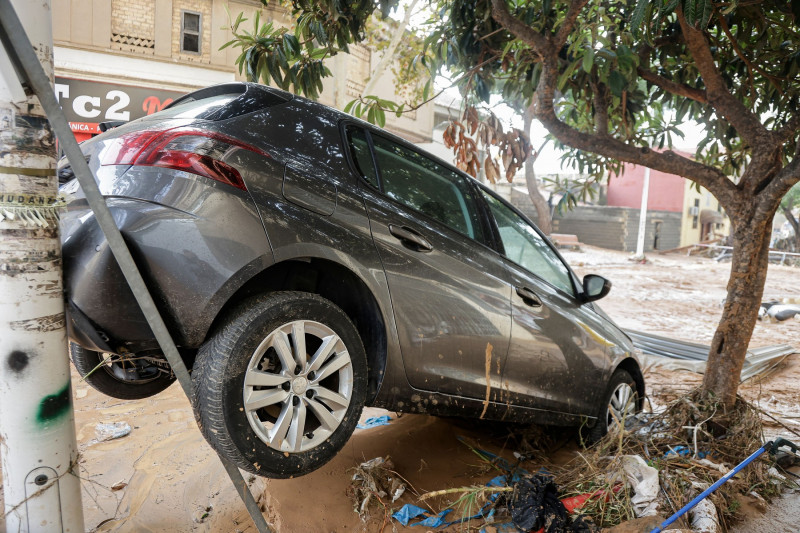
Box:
left=0, top=1, right=272, bottom=531
left=0, top=1, right=84, bottom=530
left=633, top=166, right=651, bottom=261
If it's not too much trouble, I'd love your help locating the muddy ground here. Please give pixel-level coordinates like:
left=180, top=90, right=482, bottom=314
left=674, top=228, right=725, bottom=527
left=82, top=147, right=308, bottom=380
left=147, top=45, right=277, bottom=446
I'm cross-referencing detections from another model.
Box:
left=1, top=245, right=799, bottom=532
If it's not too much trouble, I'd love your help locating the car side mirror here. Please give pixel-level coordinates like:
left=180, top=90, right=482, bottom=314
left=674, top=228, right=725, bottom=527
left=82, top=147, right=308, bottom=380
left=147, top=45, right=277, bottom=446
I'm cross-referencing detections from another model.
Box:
left=582, top=274, right=611, bottom=303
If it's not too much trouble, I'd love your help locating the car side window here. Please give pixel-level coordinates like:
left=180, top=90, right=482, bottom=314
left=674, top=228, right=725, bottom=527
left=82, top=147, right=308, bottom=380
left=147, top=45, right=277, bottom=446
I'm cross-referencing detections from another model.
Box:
left=482, top=191, right=574, bottom=296
left=347, top=128, right=379, bottom=188
left=369, top=134, right=485, bottom=242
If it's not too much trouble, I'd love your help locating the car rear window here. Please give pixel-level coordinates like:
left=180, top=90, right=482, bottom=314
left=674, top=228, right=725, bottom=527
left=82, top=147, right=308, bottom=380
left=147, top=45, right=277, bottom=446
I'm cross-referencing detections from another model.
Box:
left=144, top=84, right=290, bottom=122
left=153, top=93, right=239, bottom=120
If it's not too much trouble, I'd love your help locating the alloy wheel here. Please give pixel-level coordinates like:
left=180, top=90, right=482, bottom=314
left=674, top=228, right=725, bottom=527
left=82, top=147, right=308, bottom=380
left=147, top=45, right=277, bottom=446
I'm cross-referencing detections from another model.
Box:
left=606, top=381, right=637, bottom=429
left=243, top=320, right=354, bottom=453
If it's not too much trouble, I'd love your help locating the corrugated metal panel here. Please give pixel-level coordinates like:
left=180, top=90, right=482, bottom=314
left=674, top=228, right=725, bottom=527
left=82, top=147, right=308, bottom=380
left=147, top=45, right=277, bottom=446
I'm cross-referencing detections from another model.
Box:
left=627, top=329, right=796, bottom=381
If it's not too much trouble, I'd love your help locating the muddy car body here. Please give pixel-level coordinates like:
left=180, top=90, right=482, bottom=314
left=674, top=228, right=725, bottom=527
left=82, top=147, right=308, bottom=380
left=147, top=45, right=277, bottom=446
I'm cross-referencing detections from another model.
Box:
left=61, top=82, right=644, bottom=477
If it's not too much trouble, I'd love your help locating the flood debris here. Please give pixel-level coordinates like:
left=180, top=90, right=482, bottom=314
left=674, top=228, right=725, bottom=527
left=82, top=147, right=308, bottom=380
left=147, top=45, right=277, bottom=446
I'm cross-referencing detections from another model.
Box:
left=508, top=474, right=597, bottom=532
left=94, top=421, right=131, bottom=442
left=548, top=391, right=793, bottom=532
left=356, top=415, right=392, bottom=429
left=393, top=439, right=600, bottom=531
left=551, top=234, right=582, bottom=251
left=191, top=505, right=212, bottom=523
left=617, top=455, right=659, bottom=517
left=759, top=300, right=800, bottom=322
left=347, top=456, right=407, bottom=522
left=627, top=330, right=796, bottom=380
left=688, top=498, right=719, bottom=533
left=346, top=392, right=796, bottom=533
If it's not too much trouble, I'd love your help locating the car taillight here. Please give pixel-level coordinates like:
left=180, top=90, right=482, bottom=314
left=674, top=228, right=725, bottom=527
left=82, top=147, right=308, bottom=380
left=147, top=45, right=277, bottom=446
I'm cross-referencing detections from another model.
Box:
left=100, top=127, right=269, bottom=191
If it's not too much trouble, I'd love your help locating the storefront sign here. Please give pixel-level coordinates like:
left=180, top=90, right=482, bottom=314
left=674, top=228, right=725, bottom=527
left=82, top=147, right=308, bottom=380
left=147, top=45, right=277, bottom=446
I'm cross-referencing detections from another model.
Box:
left=54, top=77, right=186, bottom=137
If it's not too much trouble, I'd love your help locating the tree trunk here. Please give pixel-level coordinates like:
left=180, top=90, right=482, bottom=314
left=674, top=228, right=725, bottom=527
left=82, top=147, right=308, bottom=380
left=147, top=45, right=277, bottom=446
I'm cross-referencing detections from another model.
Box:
left=0, top=0, right=84, bottom=529
left=360, top=0, right=420, bottom=98
left=783, top=205, right=800, bottom=252
left=701, top=207, right=773, bottom=409
left=522, top=105, right=553, bottom=234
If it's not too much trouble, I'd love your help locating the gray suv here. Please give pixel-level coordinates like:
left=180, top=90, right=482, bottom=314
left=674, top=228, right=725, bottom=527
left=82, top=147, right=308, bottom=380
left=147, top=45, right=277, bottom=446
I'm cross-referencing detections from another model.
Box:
left=60, top=82, right=644, bottom=478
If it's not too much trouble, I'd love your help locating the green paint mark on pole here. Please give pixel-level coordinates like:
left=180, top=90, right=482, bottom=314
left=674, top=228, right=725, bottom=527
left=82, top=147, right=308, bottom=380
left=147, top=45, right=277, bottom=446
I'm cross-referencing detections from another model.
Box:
left=37, top=383, right=71, bottom=425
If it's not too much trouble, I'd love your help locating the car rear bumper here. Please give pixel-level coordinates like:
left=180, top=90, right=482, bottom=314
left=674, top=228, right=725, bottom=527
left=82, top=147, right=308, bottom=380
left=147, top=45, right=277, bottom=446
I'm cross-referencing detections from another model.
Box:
left=61, top=175, right=274, bottom=353
left=66, top=298, right=115, bottom=353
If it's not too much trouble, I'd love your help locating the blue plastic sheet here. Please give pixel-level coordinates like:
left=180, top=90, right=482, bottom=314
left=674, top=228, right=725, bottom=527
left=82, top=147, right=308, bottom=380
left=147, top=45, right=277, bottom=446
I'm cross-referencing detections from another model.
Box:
left=415, top=508, right=453, bottom=527
left=392, top=504, right=429, bottom=526
left=664, top=445, right=707, bottom=459
left=357, top=415, right=391, bottom=429
left=390, top=439, right=535, bottom=529
left=392, top=504, right=487, bottom=528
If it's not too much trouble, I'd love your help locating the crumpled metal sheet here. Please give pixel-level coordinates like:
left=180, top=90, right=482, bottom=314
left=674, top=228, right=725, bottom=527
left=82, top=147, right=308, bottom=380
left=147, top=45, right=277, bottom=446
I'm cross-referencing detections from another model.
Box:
left=626, top=330, right=796, bottom=381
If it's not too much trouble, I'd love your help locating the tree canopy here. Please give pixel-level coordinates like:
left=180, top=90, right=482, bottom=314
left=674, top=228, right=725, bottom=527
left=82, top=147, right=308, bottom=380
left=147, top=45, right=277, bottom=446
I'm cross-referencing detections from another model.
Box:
left=233, top=0, right=800, bottom=409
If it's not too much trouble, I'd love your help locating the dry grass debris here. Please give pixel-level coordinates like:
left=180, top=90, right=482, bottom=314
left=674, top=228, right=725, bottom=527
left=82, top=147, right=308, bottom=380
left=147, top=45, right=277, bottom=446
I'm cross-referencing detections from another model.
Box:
left=347, top=456, right=410, bottom=523
left=548, top=389, right=788, bottom=530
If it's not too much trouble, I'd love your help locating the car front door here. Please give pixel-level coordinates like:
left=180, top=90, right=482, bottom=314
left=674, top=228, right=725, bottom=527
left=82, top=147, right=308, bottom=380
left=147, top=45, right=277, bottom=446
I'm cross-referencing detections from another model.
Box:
left=346, top=126, right=511, bottom=400
left=480, top=189, right=614, bottom=416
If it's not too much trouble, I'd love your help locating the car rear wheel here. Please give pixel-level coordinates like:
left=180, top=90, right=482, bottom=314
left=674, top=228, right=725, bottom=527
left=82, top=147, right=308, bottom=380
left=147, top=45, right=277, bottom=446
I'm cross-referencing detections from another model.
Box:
left=192, top=291, right=367, bottom=478
left=69, top=343, right=175, bottom=399
left=586, top=368, right=639, bottom=444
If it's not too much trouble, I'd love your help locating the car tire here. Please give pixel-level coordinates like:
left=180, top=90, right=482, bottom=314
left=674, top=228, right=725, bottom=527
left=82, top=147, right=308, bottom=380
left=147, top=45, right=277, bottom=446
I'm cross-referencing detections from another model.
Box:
left=585, top=368, right=639, bottom=444
left=192, top=291, right=367, bottom=478
left=69, top=343, right=176, bottom=400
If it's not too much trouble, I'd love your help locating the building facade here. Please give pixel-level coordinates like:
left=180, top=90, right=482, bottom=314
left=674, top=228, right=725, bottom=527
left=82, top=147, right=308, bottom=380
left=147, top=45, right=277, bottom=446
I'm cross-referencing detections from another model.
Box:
left=51, top=0, right=433, bottom=142
left=607, top=162, right=730, bottom=247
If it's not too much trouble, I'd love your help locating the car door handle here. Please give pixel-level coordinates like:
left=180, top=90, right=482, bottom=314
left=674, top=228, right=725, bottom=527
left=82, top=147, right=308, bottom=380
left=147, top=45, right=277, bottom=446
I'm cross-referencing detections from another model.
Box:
left=388, top=224, right=433, bottom=252
left=516, top=286, right=542, bottom=307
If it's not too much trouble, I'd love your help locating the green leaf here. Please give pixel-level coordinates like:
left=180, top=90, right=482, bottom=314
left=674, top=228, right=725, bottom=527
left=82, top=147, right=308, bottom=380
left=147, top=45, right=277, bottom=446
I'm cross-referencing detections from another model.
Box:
left=609, top=70, right=626, bottom=96
left=275, top=47, right=289, bottom=70
left=375, top=106, right=386, bottom=127
left=698, top=0, right=714, bottom=27
left=558, top=59, right=582, bottom=91
left=219, top=39, right=237, bottom=51
left=630, top=0, right=650, bottom=35
left=582, top=47, right=594, bottom=73
left=308, top=47, right=329, bottom=60
left=267, top=54, right=283, bottom=87
left=597, top=48, right=617, bottom=60
left=284, top=34, right=300, bottom=56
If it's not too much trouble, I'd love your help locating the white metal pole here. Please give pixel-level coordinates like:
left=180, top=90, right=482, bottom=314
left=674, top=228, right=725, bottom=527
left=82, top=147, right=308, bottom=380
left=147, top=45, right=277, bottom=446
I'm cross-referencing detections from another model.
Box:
left=0, top=1, right=85, bottom=531
left=633, top=167, right=651, bottom=260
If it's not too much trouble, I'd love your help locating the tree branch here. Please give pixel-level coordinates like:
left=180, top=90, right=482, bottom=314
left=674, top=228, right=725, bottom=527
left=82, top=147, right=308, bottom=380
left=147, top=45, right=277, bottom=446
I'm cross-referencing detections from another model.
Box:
left=715, top=13, right=784, bottom=97
left=777, top=114, right=800, bottom=144
left=590, top=81, right=609, bottom=135
left=554, top=0, right=590, bottom=48
left=361, top=0, right=420, bottom=97
left=489, top=0, right=551, bottom=55
left=783, top=205, right=800, bottom=244
left=677, top=8, right=772, bottom=148
left=636, top=66, right=708, bottom=104
left=761, top=157, right=800, bottom=210
left=533, top=55, right=737, bottom=207
left=490, top=0, right=740, bottom=208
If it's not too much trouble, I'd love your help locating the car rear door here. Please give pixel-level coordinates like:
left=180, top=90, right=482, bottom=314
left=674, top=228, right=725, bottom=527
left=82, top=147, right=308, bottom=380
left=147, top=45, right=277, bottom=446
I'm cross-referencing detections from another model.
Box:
left=479, top=188, right=614, bottom=416
left=345, top=126, right=511, bottom=400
